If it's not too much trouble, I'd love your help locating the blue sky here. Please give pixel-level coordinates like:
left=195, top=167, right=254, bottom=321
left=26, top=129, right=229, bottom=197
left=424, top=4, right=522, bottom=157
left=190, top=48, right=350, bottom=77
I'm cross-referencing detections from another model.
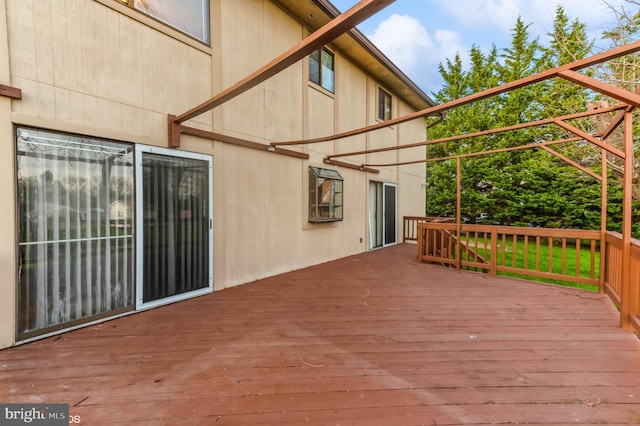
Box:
left=330, top=0, right=636, bottom=95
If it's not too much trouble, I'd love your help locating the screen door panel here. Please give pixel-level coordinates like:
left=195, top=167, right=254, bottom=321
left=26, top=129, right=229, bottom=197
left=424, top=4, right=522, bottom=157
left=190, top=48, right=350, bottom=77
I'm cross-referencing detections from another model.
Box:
left=137, top=149, right=212, bottom=307
left=383, top=184, right=397, bottom=246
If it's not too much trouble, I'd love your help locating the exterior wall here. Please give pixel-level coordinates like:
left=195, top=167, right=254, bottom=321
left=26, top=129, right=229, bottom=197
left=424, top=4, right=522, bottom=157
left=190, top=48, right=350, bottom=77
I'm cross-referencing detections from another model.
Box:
left=0, top=0, right=16, bottom=349
left=0, top=0, right=426, bottom=347
left=8, top=0, right=213, bottom=142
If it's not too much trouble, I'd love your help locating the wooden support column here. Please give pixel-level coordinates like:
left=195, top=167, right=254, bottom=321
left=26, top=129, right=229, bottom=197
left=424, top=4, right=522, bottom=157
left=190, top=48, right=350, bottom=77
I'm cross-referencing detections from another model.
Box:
left=600, top=147, right=607, bottom=294
left=168, top=115, right=181, bottom=148
left=456, top=158, right=462, bottom=271
left=620, top=111, right=634, bottom=329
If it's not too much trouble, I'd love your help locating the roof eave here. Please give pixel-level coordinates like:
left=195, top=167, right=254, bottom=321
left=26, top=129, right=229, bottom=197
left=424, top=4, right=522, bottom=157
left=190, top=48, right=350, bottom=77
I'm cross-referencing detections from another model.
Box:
left=312, top=0, right=436, bottom=109
left=272, top=0, right=436, bottom=111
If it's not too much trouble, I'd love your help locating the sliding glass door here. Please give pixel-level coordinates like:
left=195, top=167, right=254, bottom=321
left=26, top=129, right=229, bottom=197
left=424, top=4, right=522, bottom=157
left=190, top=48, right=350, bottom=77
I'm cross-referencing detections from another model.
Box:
left=17, top=131, right=213, bottom=338
left=16, top=128, right=135, bottom=339
left=135, top=146, right=213, bottom=309
left=368, top=181, right=397, bottom=249
left=384, top=183, right=397, bottom=246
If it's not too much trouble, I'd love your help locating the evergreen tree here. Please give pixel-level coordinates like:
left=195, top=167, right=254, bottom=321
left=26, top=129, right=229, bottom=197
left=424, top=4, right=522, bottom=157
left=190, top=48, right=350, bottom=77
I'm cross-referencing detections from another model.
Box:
left=426, top=46, right=501, bottom=219
left=426, top=53, right=467, bottom=216
left=425, top=8, right=611, bottom=230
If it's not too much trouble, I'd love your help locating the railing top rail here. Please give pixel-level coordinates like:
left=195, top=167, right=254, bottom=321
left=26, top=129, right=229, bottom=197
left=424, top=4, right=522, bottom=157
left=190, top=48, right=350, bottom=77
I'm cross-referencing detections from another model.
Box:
left=418, top=222, right=602, bottom=238
left=405, top=216, right=452, bottom=221
left=605, top=230, right=640, bottom=248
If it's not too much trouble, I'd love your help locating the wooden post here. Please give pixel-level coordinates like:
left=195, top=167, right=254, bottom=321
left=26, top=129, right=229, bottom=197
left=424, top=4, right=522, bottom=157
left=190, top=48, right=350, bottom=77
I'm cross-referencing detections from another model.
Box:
left=600, top=147, right=607, bottom=294
left=403, top=217, right=407, bottom=243
left=168, top=114, right=181, bottom=148
left=620, top=111, right=633, bottom=330
left=490, top=228, right=498, bottom=276
left=456, top=158, right=462, bottom=271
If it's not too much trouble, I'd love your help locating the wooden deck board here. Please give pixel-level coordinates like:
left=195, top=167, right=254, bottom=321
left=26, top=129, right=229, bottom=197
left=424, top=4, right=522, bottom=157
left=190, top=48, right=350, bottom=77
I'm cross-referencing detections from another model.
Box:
left=2, top=243, right=640, bottom=425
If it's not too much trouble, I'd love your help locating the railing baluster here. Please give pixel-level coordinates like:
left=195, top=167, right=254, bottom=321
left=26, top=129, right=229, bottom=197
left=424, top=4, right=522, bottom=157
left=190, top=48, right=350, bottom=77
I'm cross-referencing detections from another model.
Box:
left=430, top=227, right=434, bottom=257
left=535, top=235, right=541, bottom=271
left=474, top=231, right=479, bottom=270
left=590, top=239, right=596, bottom=280
left=483, top=231, right=488, bottom=269
left=561, top=238, right=567, bottom=276
left=548, top=237, right=553, bottom=274
left=575, top=238, right=581, bottom=278
left=462, top=231, right=467, bottom=267
left=523, top=235, right=529, bottom=270
left=491, top=228, right=498, bottom=275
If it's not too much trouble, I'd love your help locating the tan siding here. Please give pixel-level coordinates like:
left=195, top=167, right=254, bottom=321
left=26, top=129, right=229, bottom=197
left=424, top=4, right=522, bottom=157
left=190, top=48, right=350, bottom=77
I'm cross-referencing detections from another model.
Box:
left=0, top=0, right=15, bottom=348
left=307, top=87, right=335, bottom=157
left=397, top=101, right=427, bottom=221
left=7, top=0, right=212, bottom=137
left=221, top=146, right=269, bottom=285
left=7, top=1, right=35, bottom=81
left=335, top=59, right=367, bottom=164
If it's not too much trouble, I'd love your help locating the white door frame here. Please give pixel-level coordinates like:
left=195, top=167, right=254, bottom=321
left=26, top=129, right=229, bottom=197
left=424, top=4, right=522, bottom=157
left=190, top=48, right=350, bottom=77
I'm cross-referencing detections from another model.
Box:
left=382, top=182, right=397, bottom=247
left=135, top=144, right=213, bottom=310
left=369, top=181, right=397, bottom=249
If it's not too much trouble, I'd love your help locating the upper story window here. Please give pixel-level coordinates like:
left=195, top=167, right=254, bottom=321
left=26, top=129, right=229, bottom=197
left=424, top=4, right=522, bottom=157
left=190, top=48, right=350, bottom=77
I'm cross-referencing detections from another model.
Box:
left=309, top=48, right=335, bottom=93
left=378, top=88, right=392, bottom=121
left=117, top=0, right=210, bottom=44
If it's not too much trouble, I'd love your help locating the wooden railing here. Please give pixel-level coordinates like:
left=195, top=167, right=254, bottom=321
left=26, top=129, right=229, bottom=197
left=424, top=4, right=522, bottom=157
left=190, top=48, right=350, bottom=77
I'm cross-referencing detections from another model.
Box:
left=410, top=216, right=640, bottom=333
left=604, top=232, right=624, bottom=306
left=604, top=232, right=640, bottom=335
left=403, top=216, right=455, bottom=242
left=417, top=222, right=601, bottom=287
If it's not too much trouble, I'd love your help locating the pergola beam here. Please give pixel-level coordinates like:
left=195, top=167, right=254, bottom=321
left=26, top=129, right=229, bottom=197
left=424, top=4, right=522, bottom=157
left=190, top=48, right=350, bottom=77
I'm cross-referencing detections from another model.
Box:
left=540, top=145, right=602, bottom=181
left=363, top=137, right=581, bottom=167
left=180, top=125, right=309, bottom=159
left=0, top=84, right=21, bottom=99
left=323, top=158, right=379, bottom=173
left=272, top=40, right=640, bottom=147
left=553, top=119, right=626, bottom=159
left=169, top=0, right=395, bottom=147
left=559, top=70, right=640, bottom=108
left=325, top=105, right=624, bottom=160
left=599, top=85, right=640, bottom=140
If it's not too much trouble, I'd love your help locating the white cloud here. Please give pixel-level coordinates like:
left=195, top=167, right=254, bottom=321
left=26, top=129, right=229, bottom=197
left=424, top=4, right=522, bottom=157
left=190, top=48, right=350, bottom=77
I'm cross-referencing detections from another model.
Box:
left=367, top=14, right=467, bottom=94
left=430, top=0, right=622, bottom=43
left=431, top=0, right=522, bottom=35
left=368, top=14, right=433, bottom=70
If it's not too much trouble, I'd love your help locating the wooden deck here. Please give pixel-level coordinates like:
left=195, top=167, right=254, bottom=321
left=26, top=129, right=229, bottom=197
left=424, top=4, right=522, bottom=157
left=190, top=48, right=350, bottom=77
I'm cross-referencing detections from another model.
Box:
left=2, top=243, right=640, bottom=425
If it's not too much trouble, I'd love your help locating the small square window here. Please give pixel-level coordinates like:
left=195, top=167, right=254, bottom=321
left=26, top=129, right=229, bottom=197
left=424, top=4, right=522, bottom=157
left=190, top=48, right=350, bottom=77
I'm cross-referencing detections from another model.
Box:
left=378, top=88, right=392, bottom=121
left=309, top=166, right=343, bottom=223
left=309, top=48, right=335, bottom=93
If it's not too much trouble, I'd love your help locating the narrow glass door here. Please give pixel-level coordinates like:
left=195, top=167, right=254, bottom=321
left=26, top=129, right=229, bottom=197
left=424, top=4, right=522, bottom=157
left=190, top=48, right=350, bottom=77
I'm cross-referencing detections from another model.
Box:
left=135, top=146, right=213, bottom=309
left=369, top=182, right=397, bottom=249
left=383, top=183, right=397, bottom=246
